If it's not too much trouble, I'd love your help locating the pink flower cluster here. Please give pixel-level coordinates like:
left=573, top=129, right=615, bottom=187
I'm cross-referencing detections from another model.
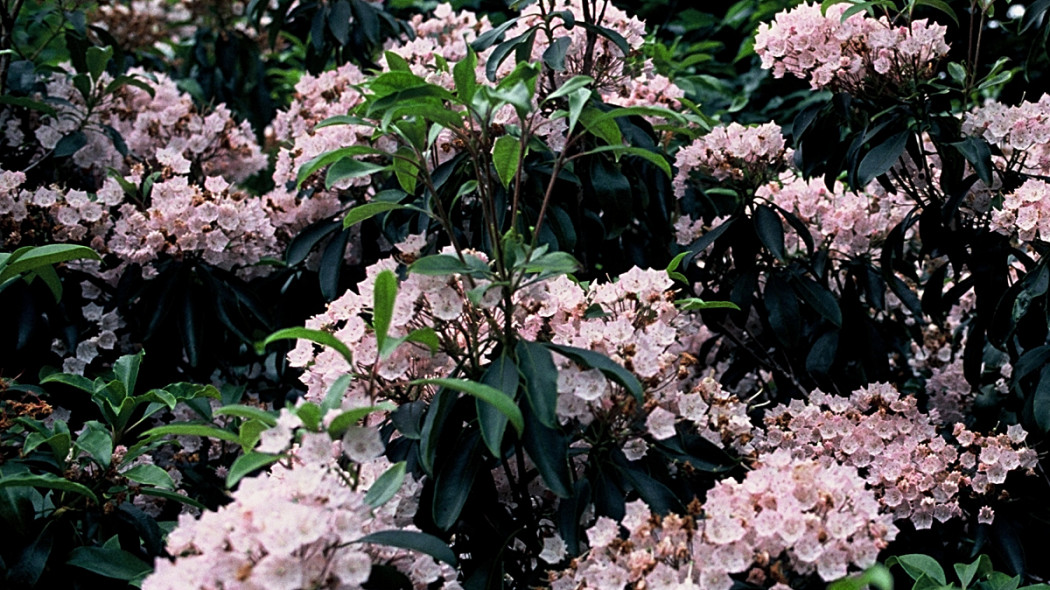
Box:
left=757, top=174, right=910, bottom=258
left=287, top=250, right=483, bottom=404
left=755, top=384, right=1038, bottom=529
left=29, top=67, right=266, bottom=185
left=754, top=3, right=949, bottom=94
left=144, top=459, right=377, bottom=590
left=108, top=173, right=279, bottom=275
left=988, top=178, right=1050, bottom=242
left=550, top=449, right=895, bottom=589
left=673, top=122, right=787, bottom=195
left=265, top=62, right=375, bottom=241
left=963, top=95, right=1050, bottom=176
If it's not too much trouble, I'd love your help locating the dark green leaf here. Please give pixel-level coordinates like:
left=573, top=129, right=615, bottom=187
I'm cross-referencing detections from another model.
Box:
left=521, top=402, right=571, bottom=497
left=516, top=339, right=558, bottom=428
left=433, top=431, right=482, bottom=529
left=478, top=354, right=518, bottom=457
left=344, top=201, right=423, bottom=229
left=542, top=36, right=571, bottom=71
left=326, top=158, right=389, bottom=190
left=296, top=146, right=385, bottom=188
left=0, top=473, right=98, bottom=505
left=793, top=277, right=842, bottom=326
left=75, top=421, right=113, bottom=469
left=754, top=205, right=785, bottom=261
left=952, top=137, right=994, bottom=187
left=53, top=130, right=87, bottom=158
left=67, top=546, right=150, bottom=581
left=0, top=244, right=100, bottom=285
left=765, top=274, right=800, bottom=347
left=356, top=530, right=457, bottom=567
left=140, top=424, right=240, bottom=444
left=326, top=403, right=396, bottom=438
left=858, top=131, right=908, bottom=187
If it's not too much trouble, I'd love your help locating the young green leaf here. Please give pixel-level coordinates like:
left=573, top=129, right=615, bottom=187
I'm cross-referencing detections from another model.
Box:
left=258, top=327, right=354, bottom=367
left=492, top=135, right=522, bottom=190
left=373, top=270, right=398, bottom=359
left=226, top=452, right=282, bottom=488
left=365, top=461, right=407, bottom=508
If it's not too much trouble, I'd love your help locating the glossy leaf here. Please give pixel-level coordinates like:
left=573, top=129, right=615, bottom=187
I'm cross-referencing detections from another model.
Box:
left=356, top=530, right=457, bottom=567
left=343, top=201, right=423, bottom=229
left=365, top=461, right=407, bottom=508
left=478, top=354, right=518, bottom=457
left=226, top=452, right=282, bottom=488
left=857, top=131, right=908, bottom=187
left=259, top=327, right=354, bottom=367
left=516, top=339, right=558, bottom=428
left=373, top=270, right=398, bottom=359
left=67, top=546, right=150, bottom=581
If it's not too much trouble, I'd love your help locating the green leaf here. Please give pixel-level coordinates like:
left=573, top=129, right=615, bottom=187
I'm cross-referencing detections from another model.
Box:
left=356, top=530, right=457, bottom=567
left=365, top=461, right=406, bottom=508
left=344, top=201, right=423, bottom=229
left=478, top=354, right=518, bottom=457
left=566, top=86, right=591, bottom=135
left=409, top=254, right=489, bottom=277
left=0, top=473, right=98, bottom=505
left=542, top=36, right=571, bottom=71
left=828, top=564, right=894, bottom=590
left=579, top=145, right=672, bottom=177
left=75, top=421, right=113, bottom=469
left=137, top=486, right=205, bottom=509
left=326, top=403, right=396, bottom=438
left=433, top=431, right=482, bottom=529
left=453, top=48, right=479, bottom=102
left=296, top=146, right=386, bottom=188
left=858, top=131, right=909, bottom=187
left=226, top=452, right=282, bottom=488
left=67, top=546, right=150, bottom=581
left=53, top=131, right=87, bottom=158
left=578, top=106, right=623, bottom=147
left=0, top=95, right=57, bottom=117
left=677, top=298, right=741, bottom=311
left=123, top=464, right=174, bottom=489
left=294, top=402, right=323, bottom=431
left=956, top=555, right=993, bottom=590
left=544, top=343, right=643, bottom=403
left=326, top=158, right=389, bottom=189
left=259, top=327, right=354, bottom=367
left=412, top=378, right=523, bottom=436
left=492, top=135, right=522, bottom=190
left=113, top=351, right=143, bottom=398
left=321, top=374, right=353, bottom=414
left=952, top=137, right=994, bottom=187
left=887, top=554, right=947, bottom=585
left=392, top=146, right=419, bottom=195
left=419, top=388, right=456, bottom=475
left=545, top=75, right=593, bottom=102
left=753, top=204, right=785, bottom=262
left=516, top=339, right=559, bottom=429
left=214, top=405, right=278, bottom=427
left=373, top=270, right=399, bottom=359
left=40, top=372, right=95, bottom=393
left=0, top=244, right=100, bottom=285
left=85, top=45, right=113, bottom=82
left=140, top=424, right=240, bottom=444
left=521, top=402, right=571, bottom=497
left=793, top=277, right=842, bottom=327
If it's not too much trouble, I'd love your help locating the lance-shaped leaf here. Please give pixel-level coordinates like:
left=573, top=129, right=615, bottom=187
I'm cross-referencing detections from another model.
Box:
left=295, top=146, right=386, bottom=188
left=356, top=530, right=457, bottom=567
left=373, top=270, right=397, bottom=359
left=516, top=339, right=558, bottom=428
left=258, top=327, right=354, bottom=367
left=492, top=134, right=521, bottom=189
left=365, top=461, right=407, bottom=508
left=478, top=354, right=519, bottom=456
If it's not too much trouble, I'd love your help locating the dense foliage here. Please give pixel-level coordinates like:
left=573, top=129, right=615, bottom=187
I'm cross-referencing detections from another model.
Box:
left=2, top=0, right=1050, bottom=589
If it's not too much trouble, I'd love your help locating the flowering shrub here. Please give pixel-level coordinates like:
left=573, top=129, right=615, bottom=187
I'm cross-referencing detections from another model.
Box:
left=4, top=0, right=1050, bottom=589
